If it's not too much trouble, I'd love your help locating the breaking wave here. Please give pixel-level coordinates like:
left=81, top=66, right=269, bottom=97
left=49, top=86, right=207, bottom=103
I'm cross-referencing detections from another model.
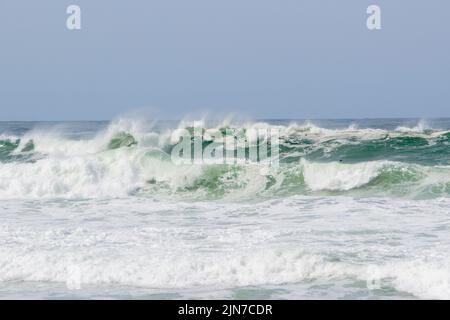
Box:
left=1, top=118, right=450, bottom=200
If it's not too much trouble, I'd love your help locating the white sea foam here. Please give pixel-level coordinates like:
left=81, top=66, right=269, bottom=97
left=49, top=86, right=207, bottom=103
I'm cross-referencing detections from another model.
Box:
left=301, top=159, right=388, bottom=191
left=1, top=195, right=450, bottom=299
left=0, top=247, right=352, bottom=289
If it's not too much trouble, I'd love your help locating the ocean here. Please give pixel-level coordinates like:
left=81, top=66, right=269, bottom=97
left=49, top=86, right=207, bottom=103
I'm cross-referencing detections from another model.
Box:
left=1, top=118, right=450, bottom=299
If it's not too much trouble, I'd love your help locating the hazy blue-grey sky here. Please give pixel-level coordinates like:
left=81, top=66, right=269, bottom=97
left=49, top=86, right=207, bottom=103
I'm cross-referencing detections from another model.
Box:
left=0, top=0, right=449, bottom=120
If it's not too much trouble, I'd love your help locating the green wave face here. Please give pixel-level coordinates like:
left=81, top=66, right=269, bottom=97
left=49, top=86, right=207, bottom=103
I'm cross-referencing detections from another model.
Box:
left=178, top=160, right=450, bottom=200
left=286, top=133, right=450, bottom=166
left=0, top=139, right=35, bottom=163
left=107, top=132, right=137, bottom=150
left=0, top=139, right=20, bottom=160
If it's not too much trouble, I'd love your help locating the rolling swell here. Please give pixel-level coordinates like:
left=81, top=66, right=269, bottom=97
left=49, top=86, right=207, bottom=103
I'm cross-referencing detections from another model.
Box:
left=1, top=120, right=450, bottom=200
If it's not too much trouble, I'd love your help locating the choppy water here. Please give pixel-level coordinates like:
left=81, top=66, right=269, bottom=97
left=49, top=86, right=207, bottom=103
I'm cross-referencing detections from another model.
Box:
left=1, top=118, right=450, bottom=299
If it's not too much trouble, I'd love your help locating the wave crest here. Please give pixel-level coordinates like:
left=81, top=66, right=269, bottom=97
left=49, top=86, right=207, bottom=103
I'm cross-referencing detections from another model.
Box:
left=1, top=118, right=450, bottom=200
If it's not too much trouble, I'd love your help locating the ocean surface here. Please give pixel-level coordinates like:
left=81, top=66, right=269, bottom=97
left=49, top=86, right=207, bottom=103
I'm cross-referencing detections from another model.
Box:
left=1, top=118, right=450, bottom=299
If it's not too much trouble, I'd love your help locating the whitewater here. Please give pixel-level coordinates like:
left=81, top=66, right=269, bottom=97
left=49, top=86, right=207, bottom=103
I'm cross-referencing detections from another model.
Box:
left=1, top=118, right=450, bottom=299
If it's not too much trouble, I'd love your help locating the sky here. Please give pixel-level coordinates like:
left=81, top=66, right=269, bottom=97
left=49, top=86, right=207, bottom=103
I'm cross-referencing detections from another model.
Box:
left=0, top=0, right=449, bottom=120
